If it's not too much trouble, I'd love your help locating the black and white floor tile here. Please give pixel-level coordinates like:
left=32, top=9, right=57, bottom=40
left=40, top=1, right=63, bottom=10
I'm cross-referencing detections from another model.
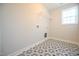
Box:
left=18, top=39, right=79, bottom=56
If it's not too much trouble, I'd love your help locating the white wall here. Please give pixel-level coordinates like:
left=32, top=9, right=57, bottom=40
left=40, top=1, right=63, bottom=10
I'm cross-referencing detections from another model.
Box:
left=2, top=4, right=49, bottom=55
left=0, top=4, right=2, bottom=56
left=0, top=21, right=1, bottom=55
left=2, top=3, right=79, bottom=56
left=0, top=18, right=1, bottom=56
left=49, top=4, right=79, bottom=44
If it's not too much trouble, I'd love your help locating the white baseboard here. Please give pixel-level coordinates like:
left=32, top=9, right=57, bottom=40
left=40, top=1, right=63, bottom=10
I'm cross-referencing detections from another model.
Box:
left=48, top=37, right=79, bottom=46
left=8, top=38, right=48, bottom=56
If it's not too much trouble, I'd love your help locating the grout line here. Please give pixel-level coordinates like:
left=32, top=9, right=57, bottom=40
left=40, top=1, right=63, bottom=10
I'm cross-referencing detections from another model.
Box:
left=8, top=37, right=79, bottom=56
left=48, top=37, right=79, bottom=46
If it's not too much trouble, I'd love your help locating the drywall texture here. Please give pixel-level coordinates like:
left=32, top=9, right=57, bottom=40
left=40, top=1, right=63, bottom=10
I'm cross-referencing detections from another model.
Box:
left=2, top=4, right=50, bottom=55
left=49, top=4, right=79, bottom=44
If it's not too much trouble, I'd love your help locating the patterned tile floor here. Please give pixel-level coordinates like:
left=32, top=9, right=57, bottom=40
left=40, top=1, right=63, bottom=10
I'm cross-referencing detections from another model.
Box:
left=18, top=39, right=79, bottom=56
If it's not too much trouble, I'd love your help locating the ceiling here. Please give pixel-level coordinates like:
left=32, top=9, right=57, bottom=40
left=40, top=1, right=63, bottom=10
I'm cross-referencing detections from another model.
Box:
left=43, top=3, right=70, bottom=11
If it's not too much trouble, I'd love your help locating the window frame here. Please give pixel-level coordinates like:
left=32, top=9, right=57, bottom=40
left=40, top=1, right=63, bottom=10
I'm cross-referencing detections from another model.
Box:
left=61, top=6, right=78, bottom=24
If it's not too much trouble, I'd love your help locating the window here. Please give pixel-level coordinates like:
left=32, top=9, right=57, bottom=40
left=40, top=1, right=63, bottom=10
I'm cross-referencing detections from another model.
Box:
left=62, top=6, right=78, bottom=24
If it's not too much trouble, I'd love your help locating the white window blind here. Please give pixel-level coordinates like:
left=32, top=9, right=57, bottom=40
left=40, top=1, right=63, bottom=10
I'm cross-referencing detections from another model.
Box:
left=62, top=6, right=78, bottom=24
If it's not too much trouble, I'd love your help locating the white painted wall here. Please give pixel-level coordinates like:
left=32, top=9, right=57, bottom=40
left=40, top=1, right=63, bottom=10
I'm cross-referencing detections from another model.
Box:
left=0, top=22, right=1, bottom=56
left=2, top=4, right=49, bottom=55
left=49, top=4, right=79, bottom=44
left=0, top=4, right=2, bottom=56
left=0, top=19, right=1, bottom=56
left=0, top=8, right=1, bottom=56
left=2, top=3, right=79, bottom=56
